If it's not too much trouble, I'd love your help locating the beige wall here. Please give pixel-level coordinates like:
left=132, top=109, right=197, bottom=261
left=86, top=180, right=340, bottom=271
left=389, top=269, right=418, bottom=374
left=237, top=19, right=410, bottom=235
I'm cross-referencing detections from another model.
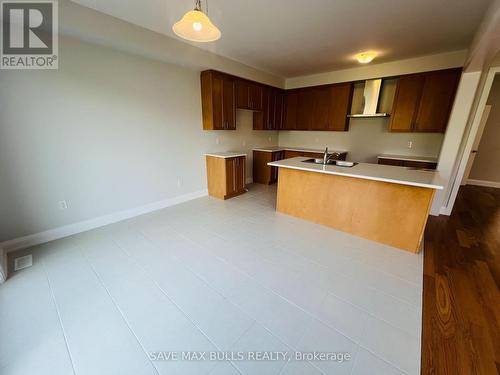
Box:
left=60, top=0, right=285, bottom=88
left=0, top=36, right=277, bottom=242
left=285, top=50, right=466, bottom=88
left=279, top=121, right=444, bottom=163
left=469, top=74, right=500, bottom=182
left=281, top=53, right=466, bottom=165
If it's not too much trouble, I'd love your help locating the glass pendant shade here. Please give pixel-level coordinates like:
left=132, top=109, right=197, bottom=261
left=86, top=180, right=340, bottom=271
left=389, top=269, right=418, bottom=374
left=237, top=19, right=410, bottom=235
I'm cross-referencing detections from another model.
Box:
left=172, top=9, right=221, bottom=42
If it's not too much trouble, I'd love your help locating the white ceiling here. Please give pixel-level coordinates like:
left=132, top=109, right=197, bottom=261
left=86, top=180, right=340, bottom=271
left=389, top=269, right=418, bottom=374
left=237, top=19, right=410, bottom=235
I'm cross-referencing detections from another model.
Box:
left=72, top=0, right=491, bottom=77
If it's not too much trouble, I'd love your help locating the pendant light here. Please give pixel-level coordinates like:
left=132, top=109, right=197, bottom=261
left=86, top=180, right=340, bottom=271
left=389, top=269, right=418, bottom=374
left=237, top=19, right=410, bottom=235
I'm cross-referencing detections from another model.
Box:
left=172, top=0, right=221, bottom=42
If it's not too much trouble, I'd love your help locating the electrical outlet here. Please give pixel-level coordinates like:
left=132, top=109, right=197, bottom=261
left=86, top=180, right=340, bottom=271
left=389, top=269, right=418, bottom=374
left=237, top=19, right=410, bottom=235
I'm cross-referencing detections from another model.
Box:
left=315, top=137, right=319, bottom=143
left=407, top=141, right=413, bottom=149
left=242, top=140, right=246, bottom=146
left=58, top=200, right=68, bottom=210
left=268, top=136, right=272, bottom=142
left=177, top=178, right=182, bottom=188
left=215, top=137, right=220, bottom=145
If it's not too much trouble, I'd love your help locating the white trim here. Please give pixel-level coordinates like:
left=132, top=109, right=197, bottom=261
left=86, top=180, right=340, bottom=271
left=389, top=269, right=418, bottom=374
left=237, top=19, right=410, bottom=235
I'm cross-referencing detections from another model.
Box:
left=0, top=189, right=208, bottom=254
left=0, top=246, right=7, bottom=284
left=442, top=66, right=500, bottom=216
left=466, top=179, right=500, bottom=188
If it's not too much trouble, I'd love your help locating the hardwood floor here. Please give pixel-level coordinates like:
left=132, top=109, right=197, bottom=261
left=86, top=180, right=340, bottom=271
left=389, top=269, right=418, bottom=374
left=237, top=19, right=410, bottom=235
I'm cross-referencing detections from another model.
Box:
left=422, top=185, right=500, bottom=374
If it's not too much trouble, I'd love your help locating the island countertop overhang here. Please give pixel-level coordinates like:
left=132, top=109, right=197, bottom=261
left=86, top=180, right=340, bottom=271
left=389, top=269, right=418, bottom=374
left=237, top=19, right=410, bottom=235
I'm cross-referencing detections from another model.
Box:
left=268, top=157, right=445, bottom=190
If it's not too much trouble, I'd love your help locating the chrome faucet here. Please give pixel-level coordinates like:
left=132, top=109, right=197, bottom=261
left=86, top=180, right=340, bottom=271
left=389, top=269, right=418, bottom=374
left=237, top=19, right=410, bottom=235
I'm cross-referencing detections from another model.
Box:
left=322, top=147, right=340, bottom=164
left=323, top=147, right=329, bottom=165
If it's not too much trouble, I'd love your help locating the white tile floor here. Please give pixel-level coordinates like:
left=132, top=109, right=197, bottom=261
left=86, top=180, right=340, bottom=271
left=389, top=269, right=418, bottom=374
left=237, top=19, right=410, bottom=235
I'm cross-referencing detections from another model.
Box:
left=0, top=184, right=423, bottom=375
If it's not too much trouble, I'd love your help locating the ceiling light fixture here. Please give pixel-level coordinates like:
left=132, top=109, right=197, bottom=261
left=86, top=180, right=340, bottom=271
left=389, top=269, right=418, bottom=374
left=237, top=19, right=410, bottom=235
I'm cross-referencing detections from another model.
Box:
left=355, top=51, right=377, bottom=64
left=172, top=0, right=221, bottom=43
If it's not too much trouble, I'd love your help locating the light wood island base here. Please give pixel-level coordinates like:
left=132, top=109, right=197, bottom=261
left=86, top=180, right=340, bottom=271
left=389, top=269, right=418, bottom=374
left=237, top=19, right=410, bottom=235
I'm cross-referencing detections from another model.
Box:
left=276, top=168, right=435, bottom=253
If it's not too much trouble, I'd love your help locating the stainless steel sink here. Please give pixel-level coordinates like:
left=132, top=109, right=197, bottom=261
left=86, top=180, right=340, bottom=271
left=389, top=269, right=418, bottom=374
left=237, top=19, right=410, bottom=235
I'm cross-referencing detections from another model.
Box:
left=302, top=159, right=357, bottom=167
left=303, top=158, right=336, bottom=165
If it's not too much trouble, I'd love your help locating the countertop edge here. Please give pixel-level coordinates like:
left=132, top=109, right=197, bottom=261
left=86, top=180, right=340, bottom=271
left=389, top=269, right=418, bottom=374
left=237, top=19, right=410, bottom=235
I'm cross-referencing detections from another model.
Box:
left=205, top=153, right=247, bottom=159
left=253, top=146, right=348, bottom=153
left=268, top=160, right=444, bottom=190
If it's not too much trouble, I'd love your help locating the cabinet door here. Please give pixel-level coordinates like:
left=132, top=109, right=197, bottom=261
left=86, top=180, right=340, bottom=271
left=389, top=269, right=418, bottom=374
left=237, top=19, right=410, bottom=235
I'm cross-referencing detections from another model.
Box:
left=267, top=89, right=277, bottom=130
left=284, top=91, right=298, bottom=130
left=234, top=157, right=246, bottom=192
left=414, top=69, right=461, bottom=133
left=310, top=87, right=330, bottom=130
left=270, top=152, right=279, bottom=183
left=211, top=74, right=224, bottom=129
left=222, top=77, right=236, bottom=129
left=261, top=87, right=271, bottom=129
left=389, top=75, right=424, bottom=132
left=403, top=160, right=437, bottom=169
left=252, top=151, right=272, bottom=184
left=248, top=84, right=263, bottom=111
left=284, top=150, right=303, bottom=159
left=225, top=158, right=236, bottom=195
left=236, top=80, right=250, bottom=109
left=275, top=90, right=284, bottom=130
left=327, top=83, right=353, bottom=131
left=378, top=158, right=404, bottom=166
left=297, top=89, right=314, bottom=130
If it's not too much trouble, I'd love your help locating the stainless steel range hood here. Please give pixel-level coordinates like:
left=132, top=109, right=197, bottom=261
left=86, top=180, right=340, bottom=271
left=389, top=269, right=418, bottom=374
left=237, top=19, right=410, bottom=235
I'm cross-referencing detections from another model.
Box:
left=348, top=79, right=389, bottom=118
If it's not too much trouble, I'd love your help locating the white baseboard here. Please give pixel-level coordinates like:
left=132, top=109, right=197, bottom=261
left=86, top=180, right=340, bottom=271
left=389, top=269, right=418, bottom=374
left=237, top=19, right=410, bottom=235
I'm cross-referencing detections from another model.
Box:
left=0, top=189, right=208, bottom=254
left=439, top=206, right=451, bottom=216
left=466, top=179, right=500, bottom=188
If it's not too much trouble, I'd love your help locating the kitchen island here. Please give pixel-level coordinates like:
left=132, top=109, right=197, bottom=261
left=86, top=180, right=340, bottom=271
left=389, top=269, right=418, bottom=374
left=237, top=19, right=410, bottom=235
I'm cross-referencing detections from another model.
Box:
left=268, top=157, right=444, bottom=253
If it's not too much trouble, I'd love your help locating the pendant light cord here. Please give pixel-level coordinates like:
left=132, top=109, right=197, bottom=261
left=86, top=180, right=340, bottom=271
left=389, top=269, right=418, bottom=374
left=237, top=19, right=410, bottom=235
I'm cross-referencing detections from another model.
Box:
left=194, top=0, right=209, bottom=14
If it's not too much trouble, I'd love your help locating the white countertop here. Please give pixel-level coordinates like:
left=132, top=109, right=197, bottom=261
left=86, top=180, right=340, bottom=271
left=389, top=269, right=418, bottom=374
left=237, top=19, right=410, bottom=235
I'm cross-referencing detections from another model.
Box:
left=253, top=146, right=348, bottom=154
left=268, top=157, right=444, bottom=190
left=205, top=152, right=247, bottom=159
left=377, top=154, right=438, bottom=163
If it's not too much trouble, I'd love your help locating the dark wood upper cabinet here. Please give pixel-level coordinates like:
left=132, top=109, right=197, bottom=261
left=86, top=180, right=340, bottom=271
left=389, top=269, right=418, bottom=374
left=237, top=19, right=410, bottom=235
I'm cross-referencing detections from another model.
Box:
left=253, top=87, right=284, bottom=130
left=236, top=80, right=263, bottom=111
left=327, top=82, right=353, bottom=131
left=275, top=89, right=284, bottom=130
left=296, top=89, right=315, bottom=130
left=201, top=70, right=235, bottom=130
left=284, top=91, right=298, bottom=130
left=389, top=74, right=424, bottom=132
left=290, top=83, right=353, bottom=131
left=222, top=78, right=236, bottom=129
left=390, top=68, right=461, bottom=133
left=249, top=84, right=263, bottom=111
left=236, top=80, right=250, bottom=109
left=414, top=69, right=461, bottom=132
left=203, top=68, right=458, bottom=133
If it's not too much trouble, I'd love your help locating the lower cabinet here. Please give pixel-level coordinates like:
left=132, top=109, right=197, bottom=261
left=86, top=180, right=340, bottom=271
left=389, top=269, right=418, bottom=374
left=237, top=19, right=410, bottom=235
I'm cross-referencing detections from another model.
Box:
left=253, top=150, right=348, bottom=185
left=253, top=151, right=285, bottom=184
left=206, top=156, right=246, bottom=199
left=378, top=158, right=437, bottom=169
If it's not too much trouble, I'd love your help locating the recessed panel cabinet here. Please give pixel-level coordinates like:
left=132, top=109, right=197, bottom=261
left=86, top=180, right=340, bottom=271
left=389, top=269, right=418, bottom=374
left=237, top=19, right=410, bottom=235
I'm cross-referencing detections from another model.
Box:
left=236, top=80, right=263, bottom=111
left=202, top=68, right=459, bottom=133
left=206, top=155, right=246, bottom=199
left=389, top=68, right=461, bottom=133
left=283, top=83, right=353, bottom=131
left=254, top=87, right=284, bottom=130
left=201, top=70, right=236, bottom=130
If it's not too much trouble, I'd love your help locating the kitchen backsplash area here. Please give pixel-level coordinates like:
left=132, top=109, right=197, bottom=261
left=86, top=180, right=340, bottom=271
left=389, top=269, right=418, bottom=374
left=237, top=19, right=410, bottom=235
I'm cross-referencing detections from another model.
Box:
left=278, top=117, right=445, bottom=163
